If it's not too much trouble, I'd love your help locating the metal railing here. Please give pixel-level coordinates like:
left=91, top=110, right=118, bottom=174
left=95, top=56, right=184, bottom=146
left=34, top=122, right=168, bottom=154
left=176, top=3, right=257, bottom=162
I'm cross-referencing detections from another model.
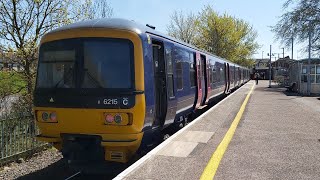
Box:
left=0, top=116, right=47, bottom=165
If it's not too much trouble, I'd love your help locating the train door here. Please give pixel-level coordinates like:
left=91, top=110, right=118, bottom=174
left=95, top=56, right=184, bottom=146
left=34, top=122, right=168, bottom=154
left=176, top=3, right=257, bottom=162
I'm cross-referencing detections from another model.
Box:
left=237, top=67, right=241, bottom=85
left=226, top=63, right=230, bottom=93
left=152, top=40, right=167, bottom=128
left=206, top=57, right=211, bottom=104
left=163, top=43, right=177, bottom=125
left=195, top=52, right=207, bottom=107
left=224, top=63, right=228, bottom=93
left=200, top=54, right=207, bottom=105
left=233, top=66, right=236, bottom=87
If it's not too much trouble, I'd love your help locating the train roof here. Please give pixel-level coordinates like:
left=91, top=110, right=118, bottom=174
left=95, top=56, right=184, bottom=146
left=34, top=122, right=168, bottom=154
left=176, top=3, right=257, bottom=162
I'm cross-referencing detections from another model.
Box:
left=45, top=18, right=247, bottom=69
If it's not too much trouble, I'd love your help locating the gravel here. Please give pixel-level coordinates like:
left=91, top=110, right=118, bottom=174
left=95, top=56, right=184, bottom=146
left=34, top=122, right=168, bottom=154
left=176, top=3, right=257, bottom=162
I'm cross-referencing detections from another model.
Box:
left=0, top=148, right=68, bottom=180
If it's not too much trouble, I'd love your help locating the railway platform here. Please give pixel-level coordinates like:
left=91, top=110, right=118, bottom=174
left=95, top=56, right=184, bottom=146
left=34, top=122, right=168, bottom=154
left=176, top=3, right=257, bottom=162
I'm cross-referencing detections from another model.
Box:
left=114, top=80, right=320, bottom=180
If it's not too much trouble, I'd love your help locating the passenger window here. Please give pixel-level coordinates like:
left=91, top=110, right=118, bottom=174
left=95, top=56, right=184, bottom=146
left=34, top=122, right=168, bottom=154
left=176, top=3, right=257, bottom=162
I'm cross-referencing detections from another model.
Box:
left=176, top=61, right=183, bottom=90
left=216, top=65, right=221, bottom=82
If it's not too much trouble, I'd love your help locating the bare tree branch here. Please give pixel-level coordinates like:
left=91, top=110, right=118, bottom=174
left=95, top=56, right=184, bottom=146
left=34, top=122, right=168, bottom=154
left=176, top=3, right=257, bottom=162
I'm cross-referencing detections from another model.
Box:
left=272, top=0, right=320, bottom=53
left=167, top=10, right=198, bottom=44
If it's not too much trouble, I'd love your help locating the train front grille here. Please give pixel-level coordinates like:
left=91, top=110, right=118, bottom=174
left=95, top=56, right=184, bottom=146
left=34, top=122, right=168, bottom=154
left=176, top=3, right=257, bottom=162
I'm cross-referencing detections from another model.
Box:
left=110, top=151, right=124, bottom=161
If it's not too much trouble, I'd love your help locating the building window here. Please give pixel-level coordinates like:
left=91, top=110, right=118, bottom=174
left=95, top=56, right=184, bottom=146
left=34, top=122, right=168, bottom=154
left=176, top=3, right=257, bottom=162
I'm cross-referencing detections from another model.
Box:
left=311, top=66, right=315, bottom=74
left=316, top=75, right=320, bottom=83
left=302, top=66, right=307, bottom=74
left=310, top=74, right=315, bottom=83
left=301, top=75, right=307, bottom=82
left=316, top=65, right=320, bottom=74
left=310, top=65, right=316, bottom=84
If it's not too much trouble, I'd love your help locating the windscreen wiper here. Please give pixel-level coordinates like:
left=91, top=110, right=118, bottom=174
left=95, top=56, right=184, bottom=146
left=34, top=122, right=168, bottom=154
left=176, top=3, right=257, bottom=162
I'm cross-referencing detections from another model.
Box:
left=53, top=67, right=74, bottom=89
left=84, top=69, right=103, bottom=88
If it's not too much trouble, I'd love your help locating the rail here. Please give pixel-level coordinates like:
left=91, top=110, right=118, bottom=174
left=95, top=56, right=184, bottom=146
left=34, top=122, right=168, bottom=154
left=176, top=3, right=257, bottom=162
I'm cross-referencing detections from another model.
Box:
left=0, top=116, right=47, bottom=165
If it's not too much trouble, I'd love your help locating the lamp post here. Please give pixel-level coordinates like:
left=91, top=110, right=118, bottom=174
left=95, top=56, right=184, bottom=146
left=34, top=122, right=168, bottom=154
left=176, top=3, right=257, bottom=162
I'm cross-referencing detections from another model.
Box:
left=269, top=45, right=272, bottom=88
left=305, top=19, right=314, bottom=96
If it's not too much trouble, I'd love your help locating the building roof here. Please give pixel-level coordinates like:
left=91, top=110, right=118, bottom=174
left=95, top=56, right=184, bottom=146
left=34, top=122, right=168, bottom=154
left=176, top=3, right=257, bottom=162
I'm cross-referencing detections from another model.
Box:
left=297, top=58, right=320, bottom=64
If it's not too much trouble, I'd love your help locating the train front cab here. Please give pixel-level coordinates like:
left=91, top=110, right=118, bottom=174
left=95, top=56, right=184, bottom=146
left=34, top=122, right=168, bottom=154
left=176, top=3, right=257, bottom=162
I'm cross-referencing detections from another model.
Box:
left=34, top=28, right=147, bottom=163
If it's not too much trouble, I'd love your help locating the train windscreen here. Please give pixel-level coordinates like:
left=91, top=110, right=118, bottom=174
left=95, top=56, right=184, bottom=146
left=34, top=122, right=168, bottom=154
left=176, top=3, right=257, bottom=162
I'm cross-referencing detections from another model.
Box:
left=36, top=38, right=134, bottom=90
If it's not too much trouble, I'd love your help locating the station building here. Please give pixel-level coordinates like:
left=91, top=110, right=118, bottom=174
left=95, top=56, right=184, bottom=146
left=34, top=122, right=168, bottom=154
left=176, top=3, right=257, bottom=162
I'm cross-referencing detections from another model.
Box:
left=253, top=58, right=270, bottom=80
left=287, top=58, right=320, bottom=95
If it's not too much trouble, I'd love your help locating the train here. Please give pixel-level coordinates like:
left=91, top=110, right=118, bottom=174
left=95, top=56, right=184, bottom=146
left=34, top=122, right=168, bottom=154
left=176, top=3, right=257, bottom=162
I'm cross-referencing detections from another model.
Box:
left=33, top=18, right=250, bottom=165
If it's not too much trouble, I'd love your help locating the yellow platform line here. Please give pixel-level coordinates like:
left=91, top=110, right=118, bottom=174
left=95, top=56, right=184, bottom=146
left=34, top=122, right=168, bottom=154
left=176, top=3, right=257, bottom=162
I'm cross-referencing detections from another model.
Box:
left=200, top=83, right=255, bottom=180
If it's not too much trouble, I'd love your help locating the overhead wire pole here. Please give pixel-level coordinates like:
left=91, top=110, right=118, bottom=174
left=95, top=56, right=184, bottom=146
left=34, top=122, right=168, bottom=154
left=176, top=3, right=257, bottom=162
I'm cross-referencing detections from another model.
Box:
left=269, top=45, right=272, bottom=88
left=291, top=37, right=294, bottom=59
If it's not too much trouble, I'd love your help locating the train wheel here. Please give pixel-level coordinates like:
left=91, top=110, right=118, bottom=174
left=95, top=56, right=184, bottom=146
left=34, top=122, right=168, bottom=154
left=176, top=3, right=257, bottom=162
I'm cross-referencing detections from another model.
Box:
left=178, top=116, right=185, bottom=128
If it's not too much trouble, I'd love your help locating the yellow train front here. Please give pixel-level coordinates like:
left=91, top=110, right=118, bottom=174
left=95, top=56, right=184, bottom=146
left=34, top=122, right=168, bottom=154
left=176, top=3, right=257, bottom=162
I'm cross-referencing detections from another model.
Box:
left=34, top=19, right=148, bottom=164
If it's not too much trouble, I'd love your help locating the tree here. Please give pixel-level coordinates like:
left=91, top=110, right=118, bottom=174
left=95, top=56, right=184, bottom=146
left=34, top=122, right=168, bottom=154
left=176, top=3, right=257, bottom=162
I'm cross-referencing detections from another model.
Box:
left=84, top=0, right=113, bottom=19
left=272, top=0, right=320, bottom=52
left=167, top=10, right=198, bottom=44
left=195, top=6, right=258, bottom=67
left=0, top=0, right=95, bottom=112
left=0, top=0, right=114, bottom=114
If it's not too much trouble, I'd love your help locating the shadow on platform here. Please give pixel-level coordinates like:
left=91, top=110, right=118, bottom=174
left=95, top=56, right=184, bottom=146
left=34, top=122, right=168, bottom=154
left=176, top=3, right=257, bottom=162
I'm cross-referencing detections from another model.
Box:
left=255, top=84, right=320, bottom=98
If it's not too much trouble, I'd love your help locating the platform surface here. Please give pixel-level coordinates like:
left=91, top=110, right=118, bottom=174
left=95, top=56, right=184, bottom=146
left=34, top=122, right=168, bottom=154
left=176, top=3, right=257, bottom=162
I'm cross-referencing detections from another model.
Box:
left=115, top=80, right=320, bottom=180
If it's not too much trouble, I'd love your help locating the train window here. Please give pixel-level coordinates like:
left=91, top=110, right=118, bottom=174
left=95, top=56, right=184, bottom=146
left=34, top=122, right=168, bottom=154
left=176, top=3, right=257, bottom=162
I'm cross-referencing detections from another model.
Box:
left=220, top=65, right=224, bottom=82
left=38, top=50, right=75, bottom=88
left=216, top=65, right=221, bottom=82
left=189, top=53, right=196, bottom=87
left=165, top=47, right=174, bottom=98
left=82, top=39, right=133, bottom=89
left=207, top=64, right=211, bottom=86
left=37, top=39, right=77, bottom=88
left=211, top=62, right=217, bottom=84
left=166, top=48, right=173, bottom=74
left=176, top=61, right=183, bottom=90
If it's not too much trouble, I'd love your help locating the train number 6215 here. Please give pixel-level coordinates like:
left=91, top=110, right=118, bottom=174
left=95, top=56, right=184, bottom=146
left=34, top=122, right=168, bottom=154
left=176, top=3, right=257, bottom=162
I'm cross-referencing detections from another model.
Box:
left=103, top=99, right=118, bottom=105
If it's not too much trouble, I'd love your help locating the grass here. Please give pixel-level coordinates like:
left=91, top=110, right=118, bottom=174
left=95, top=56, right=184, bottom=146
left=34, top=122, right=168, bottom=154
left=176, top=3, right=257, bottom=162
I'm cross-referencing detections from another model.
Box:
left=0, top=71, right=27, bottom=97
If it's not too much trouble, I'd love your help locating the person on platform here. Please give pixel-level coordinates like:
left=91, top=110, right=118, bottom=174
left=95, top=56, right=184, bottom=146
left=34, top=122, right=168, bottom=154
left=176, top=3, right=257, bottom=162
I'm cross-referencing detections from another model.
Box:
left=255, top=72, right=259, bottom=85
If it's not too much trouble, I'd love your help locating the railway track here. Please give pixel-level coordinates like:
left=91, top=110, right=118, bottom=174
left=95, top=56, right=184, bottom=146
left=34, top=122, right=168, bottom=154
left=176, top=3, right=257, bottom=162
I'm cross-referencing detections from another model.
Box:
left=65, top=171, right=81, bottom=180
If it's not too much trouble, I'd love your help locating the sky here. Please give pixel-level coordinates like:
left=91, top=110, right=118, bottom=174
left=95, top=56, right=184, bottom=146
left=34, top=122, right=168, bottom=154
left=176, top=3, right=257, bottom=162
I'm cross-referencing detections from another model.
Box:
left=109, top=0, right=305, bottom=60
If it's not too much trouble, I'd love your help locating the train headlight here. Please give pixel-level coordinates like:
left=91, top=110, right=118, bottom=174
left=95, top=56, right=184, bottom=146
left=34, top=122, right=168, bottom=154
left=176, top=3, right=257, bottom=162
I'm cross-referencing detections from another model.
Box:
left=42, top=112, right=49, bottom=121
left=114, top=114, right=122, bottom=124
left=103, top=113, right=129, bottom=126
left=50, top=112, right=57, bottom=122
left=105, top=114, right=114, bottom=123
left=38, top=111, right=58, bottom=123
